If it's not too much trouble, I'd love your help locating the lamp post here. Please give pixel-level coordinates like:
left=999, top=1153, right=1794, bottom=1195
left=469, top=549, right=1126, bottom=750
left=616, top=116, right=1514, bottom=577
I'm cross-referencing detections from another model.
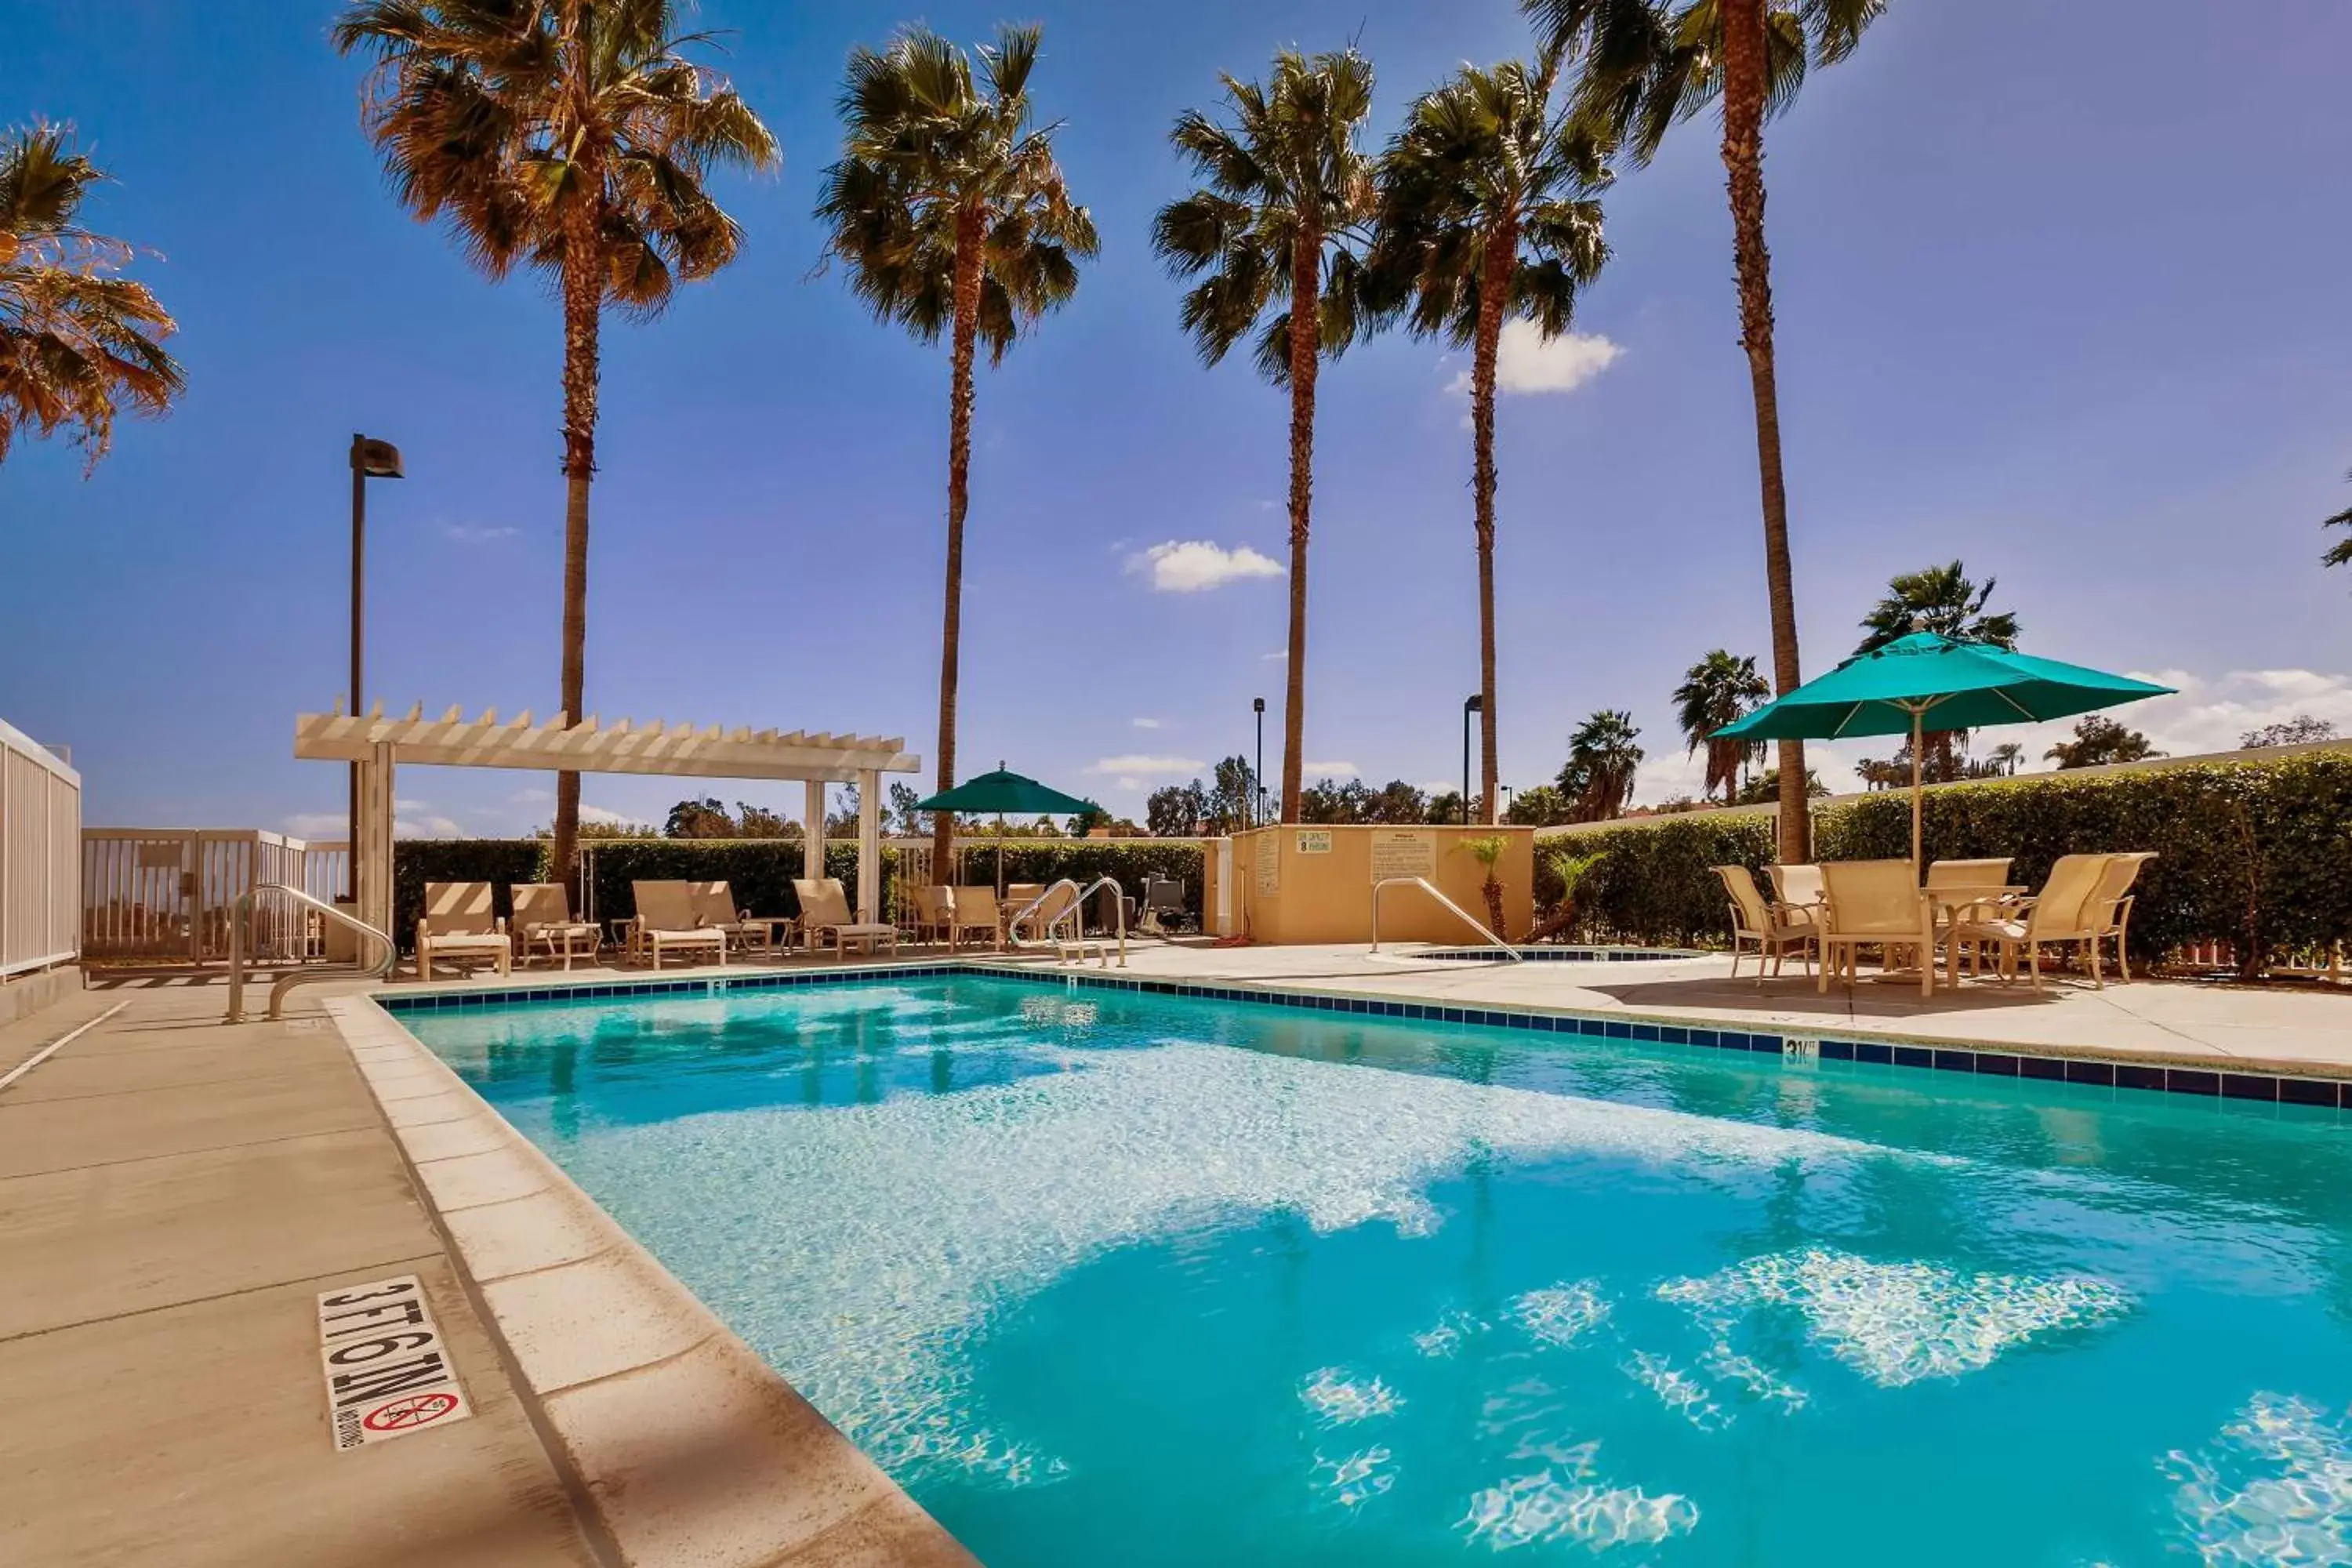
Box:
left=1461, top=694, right=1483, bottom=826
left=1501, top=783, right=1515, bottom=820
left=1252, top=696, right=1265, bottom=829
left=347, top=434, right=403, bottom=895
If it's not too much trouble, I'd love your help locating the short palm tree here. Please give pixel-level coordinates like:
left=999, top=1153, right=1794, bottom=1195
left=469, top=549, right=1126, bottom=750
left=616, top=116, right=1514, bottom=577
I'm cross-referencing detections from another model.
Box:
left=335, top=0, right=779, bottom=885
left=1369, top=49, right=1611, bottom=825
left=1525, top=0, right=1886, bottom=864
left=1155, top=48, right=1377, bottom=824
left=1560, top=708, right=1643, bottom=819
left=818, top=24, right=1095, bottom=876
left=1672, top=648, right=1769, bottom=804
left=1857, top=558, right=2019, bottom=777
left=0, top=124, right=183, bottom=470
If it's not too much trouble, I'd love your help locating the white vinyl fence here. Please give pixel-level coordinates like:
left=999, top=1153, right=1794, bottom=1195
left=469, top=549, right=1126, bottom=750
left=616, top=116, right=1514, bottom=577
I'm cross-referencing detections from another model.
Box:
left=1, top=718, right=82, bottom=979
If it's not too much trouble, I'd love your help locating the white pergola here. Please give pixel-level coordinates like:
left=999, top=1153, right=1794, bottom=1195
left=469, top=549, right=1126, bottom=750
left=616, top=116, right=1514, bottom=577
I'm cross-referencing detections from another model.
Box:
left=294, top=703, right=921, bottom=938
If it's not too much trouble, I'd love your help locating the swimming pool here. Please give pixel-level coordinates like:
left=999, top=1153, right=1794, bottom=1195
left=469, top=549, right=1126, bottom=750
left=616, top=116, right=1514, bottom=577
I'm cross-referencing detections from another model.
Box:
left=403, top=972, right=2352, bottom=1566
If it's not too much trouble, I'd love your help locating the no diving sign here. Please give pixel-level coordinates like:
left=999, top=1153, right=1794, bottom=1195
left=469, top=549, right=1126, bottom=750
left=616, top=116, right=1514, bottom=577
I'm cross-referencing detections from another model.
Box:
left=317, top=1275, right=474, bottom=1450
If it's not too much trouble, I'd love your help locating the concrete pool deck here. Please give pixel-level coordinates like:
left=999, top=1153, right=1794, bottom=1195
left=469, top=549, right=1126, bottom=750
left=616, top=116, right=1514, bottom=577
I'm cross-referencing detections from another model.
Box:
left=3, top=944, right=2345, bottom=1563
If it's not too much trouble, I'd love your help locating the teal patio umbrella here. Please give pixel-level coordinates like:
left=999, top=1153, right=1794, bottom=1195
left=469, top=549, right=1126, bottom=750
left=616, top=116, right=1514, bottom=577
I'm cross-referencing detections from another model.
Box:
left=914, top=764, right=1100, bottom=893
left=1714, top=633, right=2173, bottom=872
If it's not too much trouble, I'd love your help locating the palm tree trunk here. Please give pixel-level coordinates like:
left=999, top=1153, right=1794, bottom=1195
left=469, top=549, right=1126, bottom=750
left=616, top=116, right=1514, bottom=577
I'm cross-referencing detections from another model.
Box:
left=1471, top=224, right=1512, bottom=826
left=550, top=182, right=602, bottom=892
left=1720, top=0, right=1809, bottom=864
left=1279, top=222, right=1322, bottom=825
left=931, top=212, right=983, bottom=876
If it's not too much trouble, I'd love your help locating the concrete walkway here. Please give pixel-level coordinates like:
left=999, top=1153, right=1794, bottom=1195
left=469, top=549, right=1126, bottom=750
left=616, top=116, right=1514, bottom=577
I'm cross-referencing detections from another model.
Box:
left=0, top=985, right=604, bottom=1567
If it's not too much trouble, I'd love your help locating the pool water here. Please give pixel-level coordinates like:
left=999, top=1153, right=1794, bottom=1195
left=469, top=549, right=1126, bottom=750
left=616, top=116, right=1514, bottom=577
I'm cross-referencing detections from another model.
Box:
left=406, top=975, right=2352, bottom=1566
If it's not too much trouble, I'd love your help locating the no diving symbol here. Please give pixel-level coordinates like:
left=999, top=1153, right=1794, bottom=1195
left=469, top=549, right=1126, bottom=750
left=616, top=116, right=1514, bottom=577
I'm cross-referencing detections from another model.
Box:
left=361, top=1392, right=460, bottom=1433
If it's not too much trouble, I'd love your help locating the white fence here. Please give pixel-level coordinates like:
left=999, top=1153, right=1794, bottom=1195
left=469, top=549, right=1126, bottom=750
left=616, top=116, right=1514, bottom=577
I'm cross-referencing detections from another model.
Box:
left=1, top=719, right=82, bottom=980
left=82, top=829, right=336, bottom=964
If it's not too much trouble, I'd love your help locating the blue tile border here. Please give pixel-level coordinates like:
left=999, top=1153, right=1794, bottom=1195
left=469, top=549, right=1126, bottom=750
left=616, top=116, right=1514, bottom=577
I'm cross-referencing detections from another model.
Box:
left=1421, top=946, right=1700, bottom=963
left=371, top=958, right=2350, bottom=1112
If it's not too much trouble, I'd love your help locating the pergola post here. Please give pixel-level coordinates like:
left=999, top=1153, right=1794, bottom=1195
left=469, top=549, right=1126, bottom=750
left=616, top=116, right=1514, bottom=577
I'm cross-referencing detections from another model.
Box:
left=355, top=741, right=396, bottom=941
left=856, top=768, right=881, bottom=924
left=803, top=779, right=826, bottom=891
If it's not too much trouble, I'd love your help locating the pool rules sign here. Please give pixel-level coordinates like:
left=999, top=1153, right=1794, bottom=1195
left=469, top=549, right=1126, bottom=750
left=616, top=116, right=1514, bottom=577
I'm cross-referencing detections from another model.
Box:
left=317, top=1276, right=474, bottom=1450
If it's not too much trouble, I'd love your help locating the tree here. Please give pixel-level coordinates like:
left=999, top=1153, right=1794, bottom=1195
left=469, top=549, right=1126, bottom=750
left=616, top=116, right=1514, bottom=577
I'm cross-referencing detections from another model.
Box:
left=1368, top=51, right=1610, bottom=822
left=1209, top=755, right=1258, bottom=833
left=1066, top=800, right=1111, bottom=837
left=1367, top=779, right=1430, bottom=823
left=1857, top=560, right=2020, bottom=779
left=0, top=123, right=184, bottom=470
left=1156, top=49, right=1377, bottom=823
left=2325, top=474, right=2350, bottom=574
left=818, top=24, right=1097, bottom=883
left=1425, top=789, right=1471, bottom=826
left=2241, top=717, right=2338, bottom=750
left=1504, top=782, right=1570, bottom=825
left=823, top=784, right=862, bottom=838
left=1145, top=782, right=1208, bottom=837
left=2045, top=716, right=2161, bottom=770
left=336, top=2, right=776, bottom=889
left=1560, top=710, right=1642, bottom=820
left=1672, top=649, right=1769, bottom=804
left=1462, top=835, right=1512, bottom=938
left=1986, top=742, right=2025, bottom=775
left=665, top=798, right=737, bottom=838
left=887, top=781, right=926, bottom=836
left=1736, top=765, right=1826, bottom=804
left=1525, top=0, right=1885, bottom=866
left=734, top=802, right=792, bottom=838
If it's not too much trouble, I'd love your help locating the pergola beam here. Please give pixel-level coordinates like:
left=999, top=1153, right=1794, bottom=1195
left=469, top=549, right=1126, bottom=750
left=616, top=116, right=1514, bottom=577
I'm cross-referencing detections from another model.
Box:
left=296, top=706, right=918, bottom=784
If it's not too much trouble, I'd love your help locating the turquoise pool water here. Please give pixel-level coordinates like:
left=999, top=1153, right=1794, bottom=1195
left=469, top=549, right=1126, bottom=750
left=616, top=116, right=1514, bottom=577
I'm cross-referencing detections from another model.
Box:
left=405, top=975, right=2352, bottom=1566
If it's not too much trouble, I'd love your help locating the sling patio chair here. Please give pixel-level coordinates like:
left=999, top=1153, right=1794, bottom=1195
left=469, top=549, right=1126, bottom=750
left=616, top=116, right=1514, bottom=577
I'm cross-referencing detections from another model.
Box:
left=1817, top=859, right=1936, bottom=996
left=949, top=886, right=1000, bottom=951
left=417, top=881, right=511, bottom=981
left=793, top=878, right=899, bottom=957
left=2087, top=852, right=2158, bottom=982
left=1714, top=865, right=1817, bottom=985
left=690, top=881, right=789, bottom=956
left=906, top=885, right=955, bottom=946
left=1767, top=863, right=1825, bottom=925
left=1949, top=854, right=2115, bottom=989
left=511, top=882, right=599, bottom=971
left=631, top=880, right=728, bottom=970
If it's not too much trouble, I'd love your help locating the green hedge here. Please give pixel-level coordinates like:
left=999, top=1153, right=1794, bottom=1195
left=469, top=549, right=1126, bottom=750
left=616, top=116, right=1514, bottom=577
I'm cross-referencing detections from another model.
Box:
left=388, top=837, right=1208, bottom=948
left=1538, top=753, right=2352, bottom=967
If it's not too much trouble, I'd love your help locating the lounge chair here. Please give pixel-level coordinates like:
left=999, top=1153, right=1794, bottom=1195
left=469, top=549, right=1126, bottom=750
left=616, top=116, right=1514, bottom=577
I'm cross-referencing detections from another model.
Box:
left=1950, top=854, right=2114, bottom=988
left=907, top=885, right=954, bottom=946
left=793, top=878, right=898, bottom=956
left=631, top=880, right=728, bottom=970
left=690, top=881, right=784, bottom=956
left=1136, top=876, right=1185, bottom=936
left=1714, top=865, right=1816, bottom=985
left=1767, top=863, right=1824, bottom=924
left=1817, top=859, right=1934, bottom=996
left=417, top=882, right=511, bottom=981
left=511, top=882, right=599, bottom=971
left=949, top=886, right=1000, bottom=951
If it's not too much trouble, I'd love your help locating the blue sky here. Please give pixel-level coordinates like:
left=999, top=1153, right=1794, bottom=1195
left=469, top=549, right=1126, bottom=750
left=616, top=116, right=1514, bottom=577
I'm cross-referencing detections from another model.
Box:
left=5, top=0, right=2349, bottom=837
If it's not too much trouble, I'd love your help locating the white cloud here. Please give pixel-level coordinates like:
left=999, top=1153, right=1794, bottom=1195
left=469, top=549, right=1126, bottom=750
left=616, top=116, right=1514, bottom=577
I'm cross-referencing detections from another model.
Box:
left=281, top=812, right=347, bottom=838
left=1303, top=760, right=1359, bottom=778
left=1127, top=540, right=1283, bottom=593
left=579, top=803, right=634, bottom=826
left=1115, top=777, right=1145, bottom=793
left=394, top=813, right=467, bottom=840
left=1131, top=717, right=1164, bottom=731
left=1083, top=754, right=1204, bottom=779
left=1448, top=323, right=1623, bottom=397
left=1992, top=668, right=2352, bottom=770
left=511, top=786, right=553, bottom=804
left=444, top=523, right=519, bottom=545
left=1262, top=649, right=1288, bottom=662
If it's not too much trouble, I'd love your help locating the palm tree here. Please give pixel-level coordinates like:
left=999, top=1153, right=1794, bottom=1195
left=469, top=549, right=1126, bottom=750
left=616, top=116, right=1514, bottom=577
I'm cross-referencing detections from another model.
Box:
left=1857, top=559, right=2018, bottom=780
left=1525, top=0, right=1885, bottom=865
left=335, top=0, right=779, bottom=887
left=1560, top=709, right=1643, bottom=819
left=1672, top=648, right=1769, bottom=804
left=0, top=124, right=183, bottom=469
left=818, top=25, right=1094, bottom=877
left=2326, top=474, right=2351, bottom=573
left=1155, top=49, right=1377, bottom=823
left=1368, top=50, right=1610, bottom=825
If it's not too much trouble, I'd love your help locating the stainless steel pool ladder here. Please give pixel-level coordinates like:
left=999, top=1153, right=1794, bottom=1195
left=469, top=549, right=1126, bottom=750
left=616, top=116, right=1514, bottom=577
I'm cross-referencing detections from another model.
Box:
left=1370, top=877, right=1523, bottom=961
left=1004, top=877, right=1127, bottom=967
left=225, top=883, right=398, bottom=1022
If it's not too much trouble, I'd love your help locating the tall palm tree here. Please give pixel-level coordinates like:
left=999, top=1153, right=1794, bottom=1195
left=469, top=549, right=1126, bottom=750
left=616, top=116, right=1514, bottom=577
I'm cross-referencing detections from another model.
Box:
left=1155, top=49, right=1377, bottom=824
left=2325, top=474, right=2350, bottom=573
left=818, top=24, right=1095, bottom=876
left=1525, top=0, right=1885, bottom=864
left=1856, top=558, right=2018, bottom=778
left=335, top=0, right=779, bottom=886
left=1672, top=648, right=1768, bottom=804
left=1368, top=49, right=1611, bottom=825
left=1560, top=708, right=1643, bottom=819
left=0, top=124, right=183, bottom=469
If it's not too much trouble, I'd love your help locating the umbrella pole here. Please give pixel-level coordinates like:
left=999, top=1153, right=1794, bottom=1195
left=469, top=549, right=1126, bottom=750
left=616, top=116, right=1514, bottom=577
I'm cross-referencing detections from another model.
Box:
left=996, top=814, right=1005, bottom=898
left=1909, top=705, right=1925, bottom=878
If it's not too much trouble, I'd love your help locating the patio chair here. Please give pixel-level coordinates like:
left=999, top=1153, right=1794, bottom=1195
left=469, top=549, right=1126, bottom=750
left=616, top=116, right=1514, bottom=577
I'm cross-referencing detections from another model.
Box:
left=1949, top=854, right=2114, bottom=988
left=690, top=881, right=785, bottom=956
left=1008, top=882, right=1079, bottom=944
left=511, top=882, right=598, bottom=971
left=793, top=877, right=898, bottom=956
left=1137, top=875, right=1186, bottom=936
left=1767, top=863, right=1824, bottom=924
left=1817, top=859, right=1933, bottom=994
left=1713, top=866, right=1816, bottom=984
left=631, top=880, right=728, bottom=970
left=2087, top=852, right=2158, bottom=982
left=417, top=882, right=510, bottom=981
left=906, top=884, right=954, bottom=945
left=949, top=886, right=1000, bottom=951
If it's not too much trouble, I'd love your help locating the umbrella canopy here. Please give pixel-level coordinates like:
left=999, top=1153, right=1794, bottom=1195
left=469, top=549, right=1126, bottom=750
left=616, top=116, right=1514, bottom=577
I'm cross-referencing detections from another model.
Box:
left=1714, top=633, right=2173, bottom=872
left=913, top=766, right=1095, bottom=817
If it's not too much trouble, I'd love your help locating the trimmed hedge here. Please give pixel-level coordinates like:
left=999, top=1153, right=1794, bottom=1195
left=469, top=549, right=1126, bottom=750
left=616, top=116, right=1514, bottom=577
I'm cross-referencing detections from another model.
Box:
left=1540, top=753, right=2352, bottom=967
left=388, top=837, right=1209, bottom=949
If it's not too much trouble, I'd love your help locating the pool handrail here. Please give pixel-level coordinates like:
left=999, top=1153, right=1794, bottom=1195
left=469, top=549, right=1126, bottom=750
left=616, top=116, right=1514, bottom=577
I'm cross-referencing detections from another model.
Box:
left=1370, top=877, right=1524, bottom=962
left=1004, top=877, right=1127, bottom=967
left=226, top=882, right=397, bottom=1022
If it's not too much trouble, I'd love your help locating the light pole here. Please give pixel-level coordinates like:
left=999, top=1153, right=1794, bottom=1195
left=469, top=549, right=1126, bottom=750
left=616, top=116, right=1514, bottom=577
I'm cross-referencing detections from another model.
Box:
left=1462, top=694, right=1483, bottom=826
left=1252, top=696, right=1265, bottom=829
left=1501, top=783, right=1515, bottom=819
left=347, top=434, right=403, bottom=895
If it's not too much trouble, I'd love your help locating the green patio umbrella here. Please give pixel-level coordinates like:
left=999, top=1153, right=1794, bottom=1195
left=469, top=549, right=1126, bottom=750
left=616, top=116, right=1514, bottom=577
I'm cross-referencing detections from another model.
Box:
left=913, top=764, right=1101, bottom=894
left=1714, top=633, right=2173, bottom=872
